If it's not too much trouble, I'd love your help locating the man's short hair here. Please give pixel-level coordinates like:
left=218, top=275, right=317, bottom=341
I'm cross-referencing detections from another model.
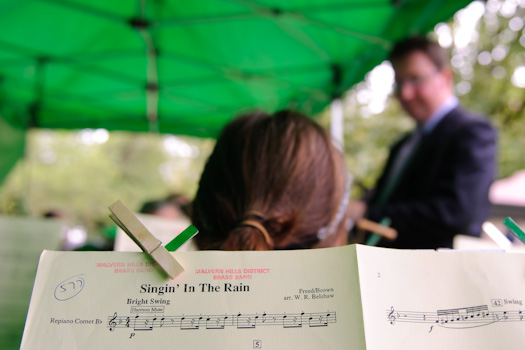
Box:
left=389, top=36, right=450, bottom=70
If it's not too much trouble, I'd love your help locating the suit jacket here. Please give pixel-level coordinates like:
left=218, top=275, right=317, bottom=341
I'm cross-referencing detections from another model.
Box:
left=366, top=106, right=497, bottom=249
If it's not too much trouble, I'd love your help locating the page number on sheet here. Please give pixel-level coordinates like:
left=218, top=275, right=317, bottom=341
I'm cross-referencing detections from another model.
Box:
left=377, top=272, right=381, bottom=278
left=253, top=340, right=262, bottom=348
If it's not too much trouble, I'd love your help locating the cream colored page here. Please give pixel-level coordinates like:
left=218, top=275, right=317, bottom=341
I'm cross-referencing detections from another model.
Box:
left=356, top=245, right=525, bottom=349
left=21, top=245, right=365, bottom=349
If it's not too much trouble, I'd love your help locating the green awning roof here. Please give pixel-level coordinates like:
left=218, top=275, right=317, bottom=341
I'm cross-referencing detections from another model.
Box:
left=0, top=0, right=472, bottom=138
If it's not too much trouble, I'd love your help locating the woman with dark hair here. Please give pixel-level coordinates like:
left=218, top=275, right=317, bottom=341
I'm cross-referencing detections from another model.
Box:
left=191, top=110, right=350, bottom=251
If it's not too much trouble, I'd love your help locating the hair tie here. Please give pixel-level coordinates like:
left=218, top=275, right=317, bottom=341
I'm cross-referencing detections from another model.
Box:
left=245, top=210, right=265, bottom=221
left=238, top=219, right=273, bottom=247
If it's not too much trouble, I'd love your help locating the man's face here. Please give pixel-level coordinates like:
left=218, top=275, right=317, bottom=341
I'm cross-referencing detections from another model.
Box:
left=393, top=50, right=452, bottom=123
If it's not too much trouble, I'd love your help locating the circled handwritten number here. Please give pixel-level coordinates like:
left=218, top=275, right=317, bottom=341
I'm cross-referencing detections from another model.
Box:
left=54, top=274, right=85, bottom=301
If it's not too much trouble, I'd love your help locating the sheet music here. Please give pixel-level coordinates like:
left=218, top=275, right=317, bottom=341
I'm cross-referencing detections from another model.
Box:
left=107, top=310, right=336, bottom=331
left=356, top=245, right=525, bottom=349
left=21, top=246, right=365, bottom=349
left=386, top=304, right=524, bottom=329
left=21, top=245, right=525, bottom=349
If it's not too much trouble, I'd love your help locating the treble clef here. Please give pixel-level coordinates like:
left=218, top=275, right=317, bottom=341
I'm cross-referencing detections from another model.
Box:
left=388, top=306, right=396, bottom=325
left=109, top=312, right=118, bottom=331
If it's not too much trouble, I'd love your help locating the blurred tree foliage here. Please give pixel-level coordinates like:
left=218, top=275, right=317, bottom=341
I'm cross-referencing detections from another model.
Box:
left=457, top=0, right=525, bottom=178
left=0, top=130, right=214, bottom=234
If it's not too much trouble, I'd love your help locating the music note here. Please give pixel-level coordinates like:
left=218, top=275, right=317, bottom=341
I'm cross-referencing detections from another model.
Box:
left=387, top=304, right=525, bottom=331
left=181, top=316, right=199, bottom=330
left=132, top=315, right=151, bottom=331
left=236, top=312, right=255, bottom=329
left=308, top=312, right=333, bottom=327
left=283, top=313, right=302, bottom=328
left=107, top=310, right=336, bottom=332
left=205, top=315, right=226, bottom=330
left=237, top=315, right=256, bottom=329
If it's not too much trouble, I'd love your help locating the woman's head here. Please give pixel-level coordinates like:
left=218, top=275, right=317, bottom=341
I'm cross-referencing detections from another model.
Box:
left=191, top=110, right=349, bottom=250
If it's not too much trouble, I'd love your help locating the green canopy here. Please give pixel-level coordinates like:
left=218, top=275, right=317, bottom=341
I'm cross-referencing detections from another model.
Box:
left=0, top=0, right=472, bottom=183
left=0, top=0, right=472, bottom=135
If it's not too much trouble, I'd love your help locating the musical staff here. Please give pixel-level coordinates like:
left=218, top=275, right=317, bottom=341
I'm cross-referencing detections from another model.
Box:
left=387, top=305, right=525, bottom=329
left=108, top=311, right=336, bottom=331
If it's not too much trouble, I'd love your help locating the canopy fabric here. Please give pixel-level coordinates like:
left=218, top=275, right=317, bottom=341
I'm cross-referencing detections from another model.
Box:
left=0, top=0, right=472, bottom=138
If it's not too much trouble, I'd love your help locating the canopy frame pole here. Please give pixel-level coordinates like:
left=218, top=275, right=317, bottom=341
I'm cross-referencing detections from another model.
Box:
left=330, top=98, right=344, bottom=150
left=141, top=28, right=160, bottom=133
left=132, top=0, right=159, bottom=133
left=29, top=56, right=48, bottom=128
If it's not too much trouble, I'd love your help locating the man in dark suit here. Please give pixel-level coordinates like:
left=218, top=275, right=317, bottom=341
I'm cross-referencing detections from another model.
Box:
left=349, top=36, right=497, bottom=249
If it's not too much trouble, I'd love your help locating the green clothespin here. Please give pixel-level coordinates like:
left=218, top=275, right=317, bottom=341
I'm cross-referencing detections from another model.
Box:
left=504, top=217, right=525, bottom=245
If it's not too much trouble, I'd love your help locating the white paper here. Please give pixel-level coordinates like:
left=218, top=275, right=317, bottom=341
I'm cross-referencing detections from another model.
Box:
left=20, top=245, right=525, bottom=349
left=21, top=246, right=365, bottom=349
left=356, top=245, right=525, bottom=349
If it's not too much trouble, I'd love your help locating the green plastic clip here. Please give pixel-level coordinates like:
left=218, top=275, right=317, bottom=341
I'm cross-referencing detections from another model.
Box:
left=165, top=225, right=199, bottom=252
left=504, top=217, right=525, bottom=245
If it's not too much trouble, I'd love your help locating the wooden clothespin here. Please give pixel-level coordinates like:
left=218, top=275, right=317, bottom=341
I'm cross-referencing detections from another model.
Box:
left=108, top=200, right=192, bottom=279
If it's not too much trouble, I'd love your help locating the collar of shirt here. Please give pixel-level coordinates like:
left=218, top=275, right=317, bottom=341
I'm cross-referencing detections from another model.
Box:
left=421, top=95, right=459, bottom=134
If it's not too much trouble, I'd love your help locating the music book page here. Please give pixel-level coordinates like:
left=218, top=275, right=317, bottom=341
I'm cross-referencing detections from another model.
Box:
left=21, top=245, right=365, bottom=349
left=356, top=245, right=525, bottom=349
left=20, top=245, right=525, bottom=349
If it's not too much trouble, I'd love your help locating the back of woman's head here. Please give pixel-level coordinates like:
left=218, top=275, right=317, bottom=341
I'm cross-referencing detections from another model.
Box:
left=191, top=110, right=348, bottom=250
